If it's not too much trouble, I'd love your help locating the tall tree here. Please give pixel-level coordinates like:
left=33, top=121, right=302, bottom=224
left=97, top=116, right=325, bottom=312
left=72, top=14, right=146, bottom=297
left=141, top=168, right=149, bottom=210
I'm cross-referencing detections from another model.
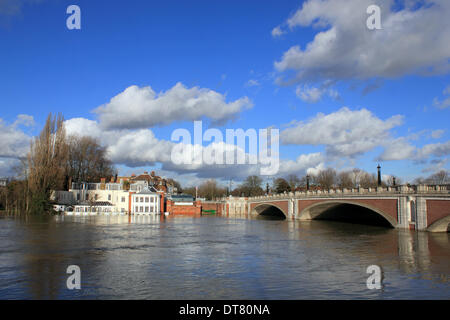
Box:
left=337, top=171, right=354, bottom=188
left=316, top=168, right=337, bottom=189
left=286, top=174, right=300, bottom=191
left=197, top=179, right=227, bottom=200
left=427, top=170, right=449, bottom=184
left=274, top=178, right=291, bottom=194
left=66, top=135, right=116, bottom=184
left=27, top=113, right=68, bottom=214
left=239, top=175, right=265, bottom=197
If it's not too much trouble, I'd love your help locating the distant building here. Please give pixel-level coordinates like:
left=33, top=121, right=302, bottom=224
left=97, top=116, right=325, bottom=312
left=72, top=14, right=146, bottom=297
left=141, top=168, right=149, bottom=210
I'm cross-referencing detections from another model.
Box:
left=130, top=187, right=161, bottom=215
left=166, top=194, right=201, bottom=216
left=53, top=170, right=181, bottom=215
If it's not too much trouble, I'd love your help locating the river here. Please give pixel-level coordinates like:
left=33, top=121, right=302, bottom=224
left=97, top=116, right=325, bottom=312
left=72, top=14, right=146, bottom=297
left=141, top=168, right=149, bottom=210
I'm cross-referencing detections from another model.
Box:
left=0, top=214, right=448, bottom=299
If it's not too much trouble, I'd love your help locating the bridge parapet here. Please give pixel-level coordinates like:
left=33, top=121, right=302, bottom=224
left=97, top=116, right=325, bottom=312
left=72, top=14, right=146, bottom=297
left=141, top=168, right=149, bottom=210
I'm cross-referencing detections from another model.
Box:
left=237, top=185, right=449, bottom=202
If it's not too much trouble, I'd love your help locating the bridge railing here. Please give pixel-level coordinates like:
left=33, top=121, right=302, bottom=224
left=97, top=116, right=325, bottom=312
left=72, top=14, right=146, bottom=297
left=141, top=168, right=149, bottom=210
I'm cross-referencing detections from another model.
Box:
left=216, top=184, right=449, bottom=202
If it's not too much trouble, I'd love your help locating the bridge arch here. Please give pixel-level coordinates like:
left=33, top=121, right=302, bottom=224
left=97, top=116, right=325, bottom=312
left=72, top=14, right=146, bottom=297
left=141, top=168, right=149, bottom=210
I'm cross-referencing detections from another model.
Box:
left=299, top=200, right=396, bottom=227
left=427, top=215, right=450, bottom=232
left=251, top=203, right=287, bottom=219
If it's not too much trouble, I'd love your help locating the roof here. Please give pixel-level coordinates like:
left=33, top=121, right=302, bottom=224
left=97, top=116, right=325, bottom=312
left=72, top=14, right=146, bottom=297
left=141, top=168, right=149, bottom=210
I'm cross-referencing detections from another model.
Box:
left=77, top=201, right=113, bottom=206
left=170, top=194, right=194, bottom=201
left=135, top=186, right=159, bottom=194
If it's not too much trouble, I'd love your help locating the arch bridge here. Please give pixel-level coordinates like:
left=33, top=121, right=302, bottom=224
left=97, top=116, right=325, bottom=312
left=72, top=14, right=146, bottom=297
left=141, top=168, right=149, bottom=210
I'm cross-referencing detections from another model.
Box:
left=222, top=185, right=450, bottom=232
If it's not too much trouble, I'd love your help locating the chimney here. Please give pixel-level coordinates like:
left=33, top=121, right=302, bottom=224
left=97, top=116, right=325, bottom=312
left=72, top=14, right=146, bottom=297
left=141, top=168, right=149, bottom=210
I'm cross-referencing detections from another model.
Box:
left=151, top=171, right=155, bottom=177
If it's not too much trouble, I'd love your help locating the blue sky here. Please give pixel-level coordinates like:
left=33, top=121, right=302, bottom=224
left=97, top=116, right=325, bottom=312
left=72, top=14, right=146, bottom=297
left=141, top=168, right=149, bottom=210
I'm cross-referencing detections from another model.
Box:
left=0, top=0, right=449, bottom=186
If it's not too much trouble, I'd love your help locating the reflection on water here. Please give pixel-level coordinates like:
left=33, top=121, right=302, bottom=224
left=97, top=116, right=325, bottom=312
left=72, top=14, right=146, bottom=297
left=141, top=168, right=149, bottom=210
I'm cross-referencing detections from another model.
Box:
left=0, top=214, right=448, bottom=299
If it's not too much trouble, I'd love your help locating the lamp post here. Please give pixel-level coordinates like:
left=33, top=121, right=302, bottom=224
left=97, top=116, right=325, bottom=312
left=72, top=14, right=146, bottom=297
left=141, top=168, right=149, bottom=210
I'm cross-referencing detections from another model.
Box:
left=377, top=164, right=382, bottom=187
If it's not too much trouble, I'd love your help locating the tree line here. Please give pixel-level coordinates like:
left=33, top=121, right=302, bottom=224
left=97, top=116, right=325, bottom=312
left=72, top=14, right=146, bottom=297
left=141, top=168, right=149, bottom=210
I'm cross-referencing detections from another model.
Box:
left=0, top=113, right=115, bottom=215
left=178, top=169, right=449, bottom=200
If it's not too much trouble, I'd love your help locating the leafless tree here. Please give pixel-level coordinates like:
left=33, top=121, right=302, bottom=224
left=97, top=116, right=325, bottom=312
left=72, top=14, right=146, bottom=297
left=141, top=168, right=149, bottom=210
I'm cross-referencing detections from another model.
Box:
left=316, top=168, right=337, bottom=189
left=27, top=113, right=68, bottom=214
left=427, top=170, right=449, bottom=184
left=286, top=174, right=300, bottom=191
left=337, top=171, right=354, bottom=188
left=66, top=135, right=116, bottom=184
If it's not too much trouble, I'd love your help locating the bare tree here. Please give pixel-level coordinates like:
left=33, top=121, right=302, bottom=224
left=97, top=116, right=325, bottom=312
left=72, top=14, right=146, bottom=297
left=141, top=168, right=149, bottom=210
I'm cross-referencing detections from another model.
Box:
left=27, top=113, right=68, bottom=214
left=351, top=168, right=363, bottom=187
left=386, top=175, right=402, bottom=186
left=359, top=172, right=378, bottom=188
left=427, top=170, right=449, bottom=184
left=197, top=179, right=227, bottom=200
left=316, top=168, right=337, bottom=189
left=337, top=171, right=353, bottom=188
left=286, top=174, right=300, bottom=191
left=274, top=178, right=291, bottom=194
left=66, top=135, right=116, bottom=184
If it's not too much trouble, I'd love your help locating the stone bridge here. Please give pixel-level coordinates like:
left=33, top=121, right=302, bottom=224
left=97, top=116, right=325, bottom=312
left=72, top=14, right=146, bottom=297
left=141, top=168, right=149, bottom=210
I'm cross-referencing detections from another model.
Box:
left=219, top=185, right=450, bottom=232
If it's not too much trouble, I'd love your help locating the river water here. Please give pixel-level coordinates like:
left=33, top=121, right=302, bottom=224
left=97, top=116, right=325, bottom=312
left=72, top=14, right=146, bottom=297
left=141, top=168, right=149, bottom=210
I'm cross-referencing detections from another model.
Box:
left=0, top=214, right=448, bottom=299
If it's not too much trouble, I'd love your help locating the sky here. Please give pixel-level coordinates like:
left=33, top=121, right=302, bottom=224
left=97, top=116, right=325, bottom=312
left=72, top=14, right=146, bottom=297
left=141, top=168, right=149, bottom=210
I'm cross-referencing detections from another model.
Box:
left=0, top=0, right=449, bottom=187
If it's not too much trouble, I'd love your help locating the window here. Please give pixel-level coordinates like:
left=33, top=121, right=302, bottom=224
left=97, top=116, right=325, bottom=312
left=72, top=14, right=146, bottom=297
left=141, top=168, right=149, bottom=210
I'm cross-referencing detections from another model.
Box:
left=86, top=194, right=89, bottom=201
left=150, top=207, right=153, bottom=213
left=140, top=206, right=143, bottom=212
left=410, top=201, right=416, bottom=223
left=145, top=206, right=149, bottom=212
left=140, top=197, right=144, bottom=202
left=145, top=197, right=149, bottom=202
left=150, top=197, right=154, bottom=203
left=121, top=197, right=126, bottom=202
left=108, top=194, right=111, bottom=201
left=135, top=206, right=138, bottom=212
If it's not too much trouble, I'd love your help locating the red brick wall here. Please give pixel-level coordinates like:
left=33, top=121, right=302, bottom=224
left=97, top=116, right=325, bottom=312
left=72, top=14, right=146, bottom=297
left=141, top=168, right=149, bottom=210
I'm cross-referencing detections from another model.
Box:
left=297, top=198, right=398, bottom=222
left=171, top=205, right=201, bottom=216
left=426, top=200, right=450, bottom=226
left=201, top=202, right=223, bottom=215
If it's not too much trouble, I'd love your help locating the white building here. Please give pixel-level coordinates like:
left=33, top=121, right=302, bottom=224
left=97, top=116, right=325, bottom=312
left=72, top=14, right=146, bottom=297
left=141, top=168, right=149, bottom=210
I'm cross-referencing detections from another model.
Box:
left=69, top=182, right=130, bottom=214
left=131, top=187, right=160, bottom=215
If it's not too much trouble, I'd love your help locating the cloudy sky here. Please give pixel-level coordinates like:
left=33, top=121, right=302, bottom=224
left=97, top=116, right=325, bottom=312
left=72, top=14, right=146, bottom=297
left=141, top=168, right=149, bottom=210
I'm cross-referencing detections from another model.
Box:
left=0, top=0, right=449, bottom=186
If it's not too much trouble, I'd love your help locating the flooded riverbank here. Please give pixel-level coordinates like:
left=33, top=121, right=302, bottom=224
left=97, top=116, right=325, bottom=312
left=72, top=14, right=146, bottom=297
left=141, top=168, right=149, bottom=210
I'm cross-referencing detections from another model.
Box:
left=0, top=214, right=448, bottom=299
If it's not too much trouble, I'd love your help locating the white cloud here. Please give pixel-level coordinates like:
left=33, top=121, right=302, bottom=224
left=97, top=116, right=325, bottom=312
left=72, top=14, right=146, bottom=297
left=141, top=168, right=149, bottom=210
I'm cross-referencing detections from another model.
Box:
left=94, top=83, right=253, bottom=129
left=295, top=85, right=339, bottom=103
left=433, top=84, right=450, bottom=109
left=281, top=107, right=403, bottom=158
left=271, top=25, right=285, bottom=37
left=0, top=116, right=33, bottom=159
left=65, top=117, right=323, bottom=181
left=431, top=129, right=444, bottom=139
left=275, top=0, right=450, bottom=84
left=416, top=141, right=450, bottom=159
left=378, top=137, right=416, bottom=161
left=245, top=79, right=260, bottom=87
